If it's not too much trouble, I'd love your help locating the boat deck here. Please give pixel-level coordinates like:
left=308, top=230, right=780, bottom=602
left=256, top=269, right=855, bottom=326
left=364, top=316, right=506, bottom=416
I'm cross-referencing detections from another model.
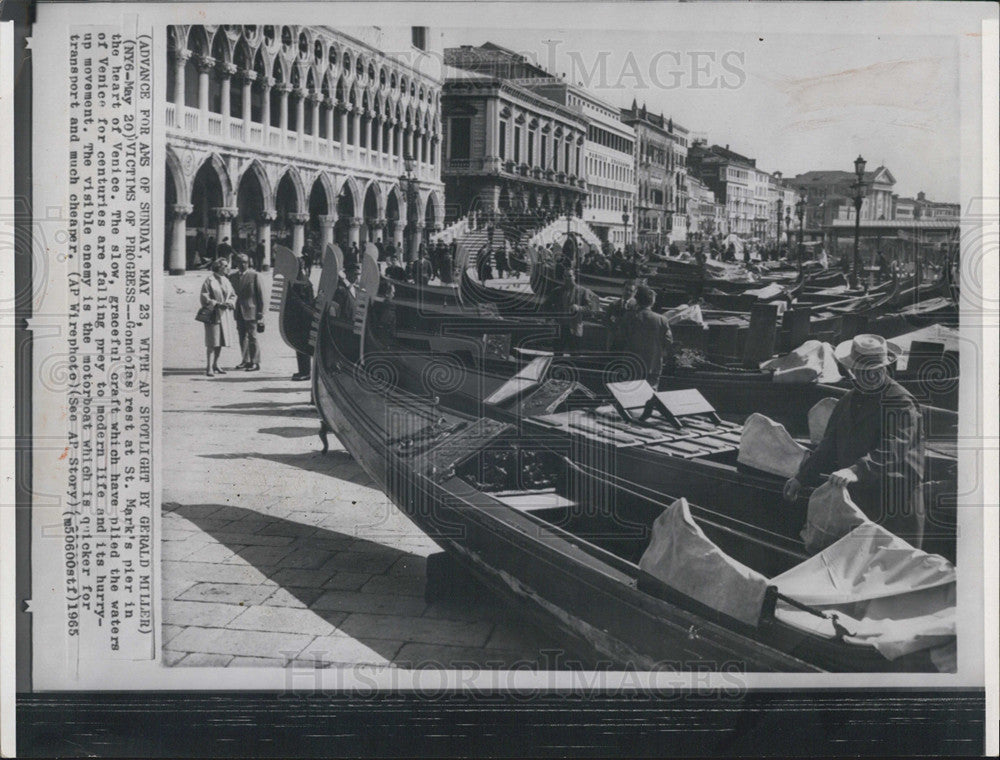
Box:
left=531, top=406, right=744, bottom=459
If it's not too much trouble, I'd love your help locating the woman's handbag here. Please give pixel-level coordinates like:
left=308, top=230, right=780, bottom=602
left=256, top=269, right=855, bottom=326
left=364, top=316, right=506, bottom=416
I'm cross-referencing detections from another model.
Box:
left=195, top=304, right=219, bottom=324
left=256, top=321, right=265, bottom=333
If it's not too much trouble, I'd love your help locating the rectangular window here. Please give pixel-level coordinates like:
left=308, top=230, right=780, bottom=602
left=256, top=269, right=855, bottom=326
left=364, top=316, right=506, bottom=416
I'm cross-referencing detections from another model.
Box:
left=450, top=117, right=471, bottom=160
left=411, top=27, right=428, bottom=51
left=541, top=136, right=547, bottom=169
left=528, top=132, right=535, bottom=166
left=514, top=126, right=521, bottom=163
left=499, top=122, right=507, bottom=160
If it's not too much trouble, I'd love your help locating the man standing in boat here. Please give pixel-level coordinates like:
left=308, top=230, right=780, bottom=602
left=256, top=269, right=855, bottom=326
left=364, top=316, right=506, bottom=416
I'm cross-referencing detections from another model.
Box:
left=622, top=285, right=674, bottom=385
left=783, top=334, right=925, bottom=547
left=545, top=267, right=597, bottom=354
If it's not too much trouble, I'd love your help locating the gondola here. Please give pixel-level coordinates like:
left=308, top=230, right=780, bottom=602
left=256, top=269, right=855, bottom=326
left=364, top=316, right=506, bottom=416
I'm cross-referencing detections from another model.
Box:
left=311, top=251, right=956, bottom=672
left=355, top=258, right=957, bottom=566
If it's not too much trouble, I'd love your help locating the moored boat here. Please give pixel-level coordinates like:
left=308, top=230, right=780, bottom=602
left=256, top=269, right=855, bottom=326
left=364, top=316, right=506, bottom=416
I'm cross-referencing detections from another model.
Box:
left=312, top=254, right=957, bottom=672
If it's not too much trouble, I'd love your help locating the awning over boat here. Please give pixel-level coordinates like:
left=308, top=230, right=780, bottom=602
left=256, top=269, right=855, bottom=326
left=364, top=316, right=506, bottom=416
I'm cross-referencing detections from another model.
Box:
left=639, top=498, right=769, bottom=626
left=773, top=522, right=956, bottom=661
left=760, top=340, right=843, bottom=384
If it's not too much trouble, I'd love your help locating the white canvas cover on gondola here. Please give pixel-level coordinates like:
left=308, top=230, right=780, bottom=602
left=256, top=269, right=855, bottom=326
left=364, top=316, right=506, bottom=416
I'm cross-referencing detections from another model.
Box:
left=773, top=522, right=956, bottom=661
left=639, top=498, right=769, bottom=626
left=800, top=481, right=868, bottom=553
left=737, top=413, right=808, bottom=478
left=760, top=339, right=842, bottom=384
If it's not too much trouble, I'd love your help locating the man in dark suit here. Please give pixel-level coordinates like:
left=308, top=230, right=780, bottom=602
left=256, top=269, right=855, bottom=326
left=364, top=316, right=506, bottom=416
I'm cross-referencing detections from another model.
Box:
left=414, top=251, right=433, bottom=285
left=289, top=259, right=315, bottom=381
left=544, top=268, right=597, bottom=354
left=345, top=242, right=360, bottom=270
left=622, top=285, right=673, bottom=385
left=333, top=263, right=360, bottom=321
left=231, top=254, right=264, bottom=371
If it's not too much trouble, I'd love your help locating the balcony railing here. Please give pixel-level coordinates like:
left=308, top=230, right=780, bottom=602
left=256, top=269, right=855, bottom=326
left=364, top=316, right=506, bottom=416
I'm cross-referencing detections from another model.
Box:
left=165, top=102, right=439, bottom=180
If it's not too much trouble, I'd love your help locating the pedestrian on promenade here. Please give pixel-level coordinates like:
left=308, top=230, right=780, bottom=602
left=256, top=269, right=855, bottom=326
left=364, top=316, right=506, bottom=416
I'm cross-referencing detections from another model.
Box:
left=231, top=253, right=264, bottom=371
left=199, top=258, right=237, bottom=377
left=289, top=258, right=315, bottom=382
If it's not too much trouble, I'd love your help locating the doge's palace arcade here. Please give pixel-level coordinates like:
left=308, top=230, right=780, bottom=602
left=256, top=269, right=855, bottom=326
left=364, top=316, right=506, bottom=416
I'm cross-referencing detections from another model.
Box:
left=164, top=24, right=445, bottom=272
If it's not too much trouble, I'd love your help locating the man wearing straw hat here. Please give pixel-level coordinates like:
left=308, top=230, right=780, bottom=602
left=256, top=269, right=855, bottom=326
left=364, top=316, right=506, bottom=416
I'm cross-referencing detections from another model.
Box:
left=783, top=334, right=926, bottom=547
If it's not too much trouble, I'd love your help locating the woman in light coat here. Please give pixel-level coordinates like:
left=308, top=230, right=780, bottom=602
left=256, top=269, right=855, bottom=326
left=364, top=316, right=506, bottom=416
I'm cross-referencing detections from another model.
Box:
left=200, top=258, right=237, bottom=376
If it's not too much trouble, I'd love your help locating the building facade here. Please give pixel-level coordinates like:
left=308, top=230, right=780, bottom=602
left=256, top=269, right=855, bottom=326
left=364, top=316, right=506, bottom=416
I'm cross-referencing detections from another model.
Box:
left=164, top=24, right=445, bottom=272
left=687, top=141, right=759, bottom=238
left=893, top=191, right=961, bottom=221
left=521, top=80, right=636, bottom=247
left=789, top=166, right=896, bottom=230
left=439, top=67, right=588, bottom=225
left=687, top=175, right=725, bottom=240
left=620, top=103, right=687, bottom=247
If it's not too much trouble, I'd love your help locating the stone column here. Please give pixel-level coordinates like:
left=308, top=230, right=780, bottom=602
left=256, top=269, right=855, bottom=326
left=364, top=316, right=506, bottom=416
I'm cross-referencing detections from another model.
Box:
left=172, top=50, right=190, bottom=111
left=325, top=98, right=335, bottom=150
left=260, top=76, right=273, bottom=135
left=218, top=62, right=237, bottom=121
left=277, top=82, right=292, bottom=136
left=485, top=99, right=498, bottom=158
left=373, top=118, right=382, bottom=158
left=348, top=217, right=361, bottom=246
left=290, top=212, right=309, bottom=256
left=392, top=219, right=404, bottom=251
left=309, top=92, right=321, bottom=143
left=405, top=127, right=414, bottom=162
left=352, top=109, right=362, bottom=151
left=339, top=106, right=349, bottom=151
left=295, top=88, right=306, bottom=145
left=195, top=55, right=215, bottom=121
left=213, top=206, right=238, bottom=245
left=318, top=213, right=337, bottom=251
left=391, top=121, right=400, bottom=160
left=258, top=210, right=275, bottom=270
left=239, top=69, right=256, bottom=126
left=364, top=111, right=373, bottom=157
left=168, top=204, right=193, bottom=275
left=371, top=218, right=387, bottom=245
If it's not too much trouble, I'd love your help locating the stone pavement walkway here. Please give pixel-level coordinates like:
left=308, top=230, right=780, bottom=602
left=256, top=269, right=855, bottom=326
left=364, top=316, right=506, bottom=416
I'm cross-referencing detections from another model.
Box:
left=161, top=269, right=559, bottom=668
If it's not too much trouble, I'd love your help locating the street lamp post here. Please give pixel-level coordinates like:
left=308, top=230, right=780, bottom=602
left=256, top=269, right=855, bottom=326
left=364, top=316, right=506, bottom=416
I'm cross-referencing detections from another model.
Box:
left=398, top=151, right=418, bottom=262
left=795, top=198, right=805, bottom=275
left=775, top=198, right=783, bottom=260
left=850, top=154, right=867, bottom=289
left=785, top=207, right=792, bottom=260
